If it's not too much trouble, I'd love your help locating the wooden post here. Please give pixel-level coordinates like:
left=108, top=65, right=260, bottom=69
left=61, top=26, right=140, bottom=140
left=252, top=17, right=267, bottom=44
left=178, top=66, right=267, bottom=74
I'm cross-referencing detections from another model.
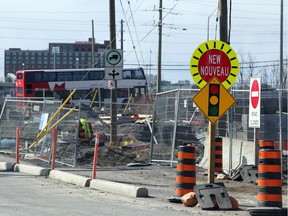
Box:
left=208, top=122, right=216, bottom=183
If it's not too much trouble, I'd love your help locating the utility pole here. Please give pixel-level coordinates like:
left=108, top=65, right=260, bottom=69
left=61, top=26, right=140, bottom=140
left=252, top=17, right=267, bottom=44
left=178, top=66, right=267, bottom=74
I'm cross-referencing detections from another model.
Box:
left=157, top=0, right=163, bottom=93
left=279, top=0, right=284, bottom=177
left=109, top=0, right=118, bottom=144
left=219, top=0, right=228, bottom=43
left=120, top=19, right=124, bottom=50
left=91, top=20, right=95, bottom=68
left=217, top=0, right=228, bottom=138
left=207, top=0, right=228, bottom=184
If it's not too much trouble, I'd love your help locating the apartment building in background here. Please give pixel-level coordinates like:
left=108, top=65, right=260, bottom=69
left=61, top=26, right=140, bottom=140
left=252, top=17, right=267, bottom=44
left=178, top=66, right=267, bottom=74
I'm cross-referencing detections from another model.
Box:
left=4, top=38, right=110, bottom=77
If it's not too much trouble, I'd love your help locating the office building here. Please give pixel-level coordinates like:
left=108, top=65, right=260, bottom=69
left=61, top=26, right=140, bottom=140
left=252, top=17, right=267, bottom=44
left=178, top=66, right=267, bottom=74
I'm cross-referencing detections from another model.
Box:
left=4, top=38, right=110, bottom=77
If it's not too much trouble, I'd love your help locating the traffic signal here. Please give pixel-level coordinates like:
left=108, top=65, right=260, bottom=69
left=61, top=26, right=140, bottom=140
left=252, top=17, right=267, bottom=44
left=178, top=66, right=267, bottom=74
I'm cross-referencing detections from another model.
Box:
left=208, top=83, right=220, bottom=116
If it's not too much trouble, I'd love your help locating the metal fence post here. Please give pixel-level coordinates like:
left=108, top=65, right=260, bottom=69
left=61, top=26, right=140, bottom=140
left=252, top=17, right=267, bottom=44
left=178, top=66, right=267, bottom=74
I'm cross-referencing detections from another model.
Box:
left=171, top=88, right=180, bottom=167
left=150, top=94, right=158, bottom=162
left=74, top=102, right=81, bottom=167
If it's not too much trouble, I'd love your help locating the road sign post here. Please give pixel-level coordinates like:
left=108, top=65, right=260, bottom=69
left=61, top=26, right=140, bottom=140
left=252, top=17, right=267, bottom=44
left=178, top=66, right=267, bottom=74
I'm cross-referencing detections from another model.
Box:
left=190, top=40, right=239, bottom=183
left=105, top=49, right=123, bottom=80
left=249, top=77, right=261, bottom=166
left=105, top=49, right=123, bottom=144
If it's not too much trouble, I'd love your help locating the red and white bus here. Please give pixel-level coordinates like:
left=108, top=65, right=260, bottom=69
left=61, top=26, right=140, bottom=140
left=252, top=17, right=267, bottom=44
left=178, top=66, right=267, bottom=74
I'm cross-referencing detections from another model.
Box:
left=15, top=67, right=147, bottom=107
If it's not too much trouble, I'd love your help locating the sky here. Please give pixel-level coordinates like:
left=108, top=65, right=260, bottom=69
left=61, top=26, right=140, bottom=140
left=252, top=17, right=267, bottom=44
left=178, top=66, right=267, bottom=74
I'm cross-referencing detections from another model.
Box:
left=0, top=0, right=287, bottom=83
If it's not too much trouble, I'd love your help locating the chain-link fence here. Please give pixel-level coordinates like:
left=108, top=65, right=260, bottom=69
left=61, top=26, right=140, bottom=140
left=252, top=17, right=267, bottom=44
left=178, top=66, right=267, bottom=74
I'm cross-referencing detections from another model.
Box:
left=0, top=97, right=154, bottom=167
left=150, top=89, right=207, bottom=165
left=150, top=88, right=287, bottom=165
left=0, top=98, right=61, bottom=158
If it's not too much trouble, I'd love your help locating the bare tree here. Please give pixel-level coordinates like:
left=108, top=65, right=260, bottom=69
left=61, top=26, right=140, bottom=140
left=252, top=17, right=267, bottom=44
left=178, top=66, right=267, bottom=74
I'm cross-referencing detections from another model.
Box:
left=247, top=53, right=255, bottom=78
left=237, top=50, right=246, bottom=89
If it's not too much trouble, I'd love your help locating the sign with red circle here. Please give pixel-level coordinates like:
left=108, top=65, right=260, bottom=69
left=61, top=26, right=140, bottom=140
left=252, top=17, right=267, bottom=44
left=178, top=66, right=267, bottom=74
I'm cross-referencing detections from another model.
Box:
left=249, top=77, right=261, bottom=128
left=251, top=79, right=260, bottom=109
left=108, top=80, right=115, bottom=89
left=198, top=49, right=231, bottom=83
left=190, top=40, right=239, bottom=89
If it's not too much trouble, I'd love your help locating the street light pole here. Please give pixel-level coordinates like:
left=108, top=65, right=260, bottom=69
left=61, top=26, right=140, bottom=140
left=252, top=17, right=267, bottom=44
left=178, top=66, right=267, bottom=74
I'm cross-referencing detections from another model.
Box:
left=157, top=0, right=163, bottom=93
left=207, top=8, right=217, bottom=41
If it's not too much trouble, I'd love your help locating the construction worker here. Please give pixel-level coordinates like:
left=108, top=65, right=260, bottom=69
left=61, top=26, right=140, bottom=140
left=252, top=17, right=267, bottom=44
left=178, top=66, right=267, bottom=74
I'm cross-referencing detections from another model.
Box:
left=80, top=118, right=91, bottom=139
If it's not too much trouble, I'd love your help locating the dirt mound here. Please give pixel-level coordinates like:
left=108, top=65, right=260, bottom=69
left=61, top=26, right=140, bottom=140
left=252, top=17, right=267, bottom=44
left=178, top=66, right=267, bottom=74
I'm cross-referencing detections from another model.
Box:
left=55, top=141, right=150, bottom=167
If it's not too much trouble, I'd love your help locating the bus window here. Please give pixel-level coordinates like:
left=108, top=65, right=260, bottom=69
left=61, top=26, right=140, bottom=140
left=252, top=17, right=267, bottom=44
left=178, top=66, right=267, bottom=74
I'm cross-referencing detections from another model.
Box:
left=134, top=69, right=145, bottom=79
left=58, top=72, right=72, bottom=81
left=80, top=71, right=89, bottom=80
left=35, top=72, right=42, bottom=82
left=43, top=72, right=56, bottom=82
left=17, top=73, right=23, bottom=80
left=17, top=87, right=23, bottom=94
left=117, top=89, right=128, bottom=98
left=123, top=70, right=132, bottom=79
left=73, top=72, right=83, bottom=81
left=26, top=84, right=33, bottom=94
left=90, top=71, right=104, bottom=80
left=26, top=72, right=42, bottom=82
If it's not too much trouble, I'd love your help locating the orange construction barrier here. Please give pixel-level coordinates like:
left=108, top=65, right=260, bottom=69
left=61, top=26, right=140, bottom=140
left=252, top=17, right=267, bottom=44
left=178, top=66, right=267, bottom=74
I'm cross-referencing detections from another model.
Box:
left=259, top=140, right=274, bottom=150
left=215, top=137, right=223, bottom=173
left=257, top=149, right=282, bottom=208
left=175, top=145, right=196, bottom=197
left=92, top=134, right=100, bottom=179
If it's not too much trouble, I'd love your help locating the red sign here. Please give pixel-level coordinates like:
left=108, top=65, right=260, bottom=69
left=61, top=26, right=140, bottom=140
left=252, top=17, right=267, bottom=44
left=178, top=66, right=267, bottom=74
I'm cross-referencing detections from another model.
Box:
left=190, top=40, right=239, bottom=89
left=251, top=79, right=260, bottom=109
left=198, top=49, right=231, bottom=83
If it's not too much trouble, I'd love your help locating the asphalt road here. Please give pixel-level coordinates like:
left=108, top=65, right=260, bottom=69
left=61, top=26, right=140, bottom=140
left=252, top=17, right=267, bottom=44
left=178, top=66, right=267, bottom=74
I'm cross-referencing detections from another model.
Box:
left=0, top=170, right=253, bottom=216
left=2, top=153, right=287, bottom=216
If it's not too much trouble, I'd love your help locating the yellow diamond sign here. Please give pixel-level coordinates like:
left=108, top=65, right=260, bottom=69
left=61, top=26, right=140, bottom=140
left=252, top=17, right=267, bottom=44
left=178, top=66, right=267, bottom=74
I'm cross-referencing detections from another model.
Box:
left=193, top=77, right=236, bottom=124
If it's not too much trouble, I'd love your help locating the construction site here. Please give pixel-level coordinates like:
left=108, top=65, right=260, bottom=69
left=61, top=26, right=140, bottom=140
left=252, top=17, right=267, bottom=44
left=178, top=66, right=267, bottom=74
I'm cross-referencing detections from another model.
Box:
left=0, top=87, right=287, bottom=215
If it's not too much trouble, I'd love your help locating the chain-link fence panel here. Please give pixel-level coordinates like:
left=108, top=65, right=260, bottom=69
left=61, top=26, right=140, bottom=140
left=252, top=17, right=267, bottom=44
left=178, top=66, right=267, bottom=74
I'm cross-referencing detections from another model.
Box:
left=151, top=89, right=207, bottom=165
left=151, top=88, right=287, bottom=165
left=0, top=98, right=61, bottom=157
left=218, top=90, right=287, bottom=142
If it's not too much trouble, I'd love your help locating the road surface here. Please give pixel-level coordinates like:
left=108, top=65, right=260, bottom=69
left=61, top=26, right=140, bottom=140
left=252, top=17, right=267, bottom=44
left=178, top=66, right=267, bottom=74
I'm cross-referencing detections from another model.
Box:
left=0, top=171, right=251, bottom=216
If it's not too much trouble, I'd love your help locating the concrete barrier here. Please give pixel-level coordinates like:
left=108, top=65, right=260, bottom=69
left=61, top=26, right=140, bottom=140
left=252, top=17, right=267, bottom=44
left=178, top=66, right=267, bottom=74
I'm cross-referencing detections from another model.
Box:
left=199, top=136, right=255, bottom=171
left=0, top=162, right=15, bottom=171
left=14, top=164, right=50, bottom=176
left=49, top=170, right=91, bottom=187
left=90, top=179, right=149, bottom=198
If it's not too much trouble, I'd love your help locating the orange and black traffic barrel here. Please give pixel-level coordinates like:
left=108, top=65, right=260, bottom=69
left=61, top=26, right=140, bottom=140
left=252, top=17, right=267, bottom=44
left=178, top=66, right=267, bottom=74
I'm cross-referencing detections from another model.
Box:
left=215, top=137, right=223, bottom=173
left=259, top=140, right=274, bottom=150
left=175, top=145, right=196, bottom=197
left=257, top=149, right=282, bottom=208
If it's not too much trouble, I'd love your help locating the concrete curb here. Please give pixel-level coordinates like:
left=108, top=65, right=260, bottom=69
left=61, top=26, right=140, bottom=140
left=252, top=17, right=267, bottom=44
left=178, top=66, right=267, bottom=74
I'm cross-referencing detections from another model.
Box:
left=90, top=179, right=149, bottom=198
left=49, top=170, right=91, bottom=187
left=0, top=162, right=15, bottom=171
left=14, top=164, right=50, bottom=176
left=1, top=161, right=149, bottom=198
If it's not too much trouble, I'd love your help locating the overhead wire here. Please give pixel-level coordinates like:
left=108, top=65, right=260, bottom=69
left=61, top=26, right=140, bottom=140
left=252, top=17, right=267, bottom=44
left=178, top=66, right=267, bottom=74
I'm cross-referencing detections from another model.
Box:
left=120, top=0, right=140, bottom=66
left=127, top=0, right=145, bottom=65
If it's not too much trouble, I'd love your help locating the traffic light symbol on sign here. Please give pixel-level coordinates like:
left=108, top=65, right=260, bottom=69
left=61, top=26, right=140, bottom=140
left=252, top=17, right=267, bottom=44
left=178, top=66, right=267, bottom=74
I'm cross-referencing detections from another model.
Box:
left=208, top=84, right=220, bottom=116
